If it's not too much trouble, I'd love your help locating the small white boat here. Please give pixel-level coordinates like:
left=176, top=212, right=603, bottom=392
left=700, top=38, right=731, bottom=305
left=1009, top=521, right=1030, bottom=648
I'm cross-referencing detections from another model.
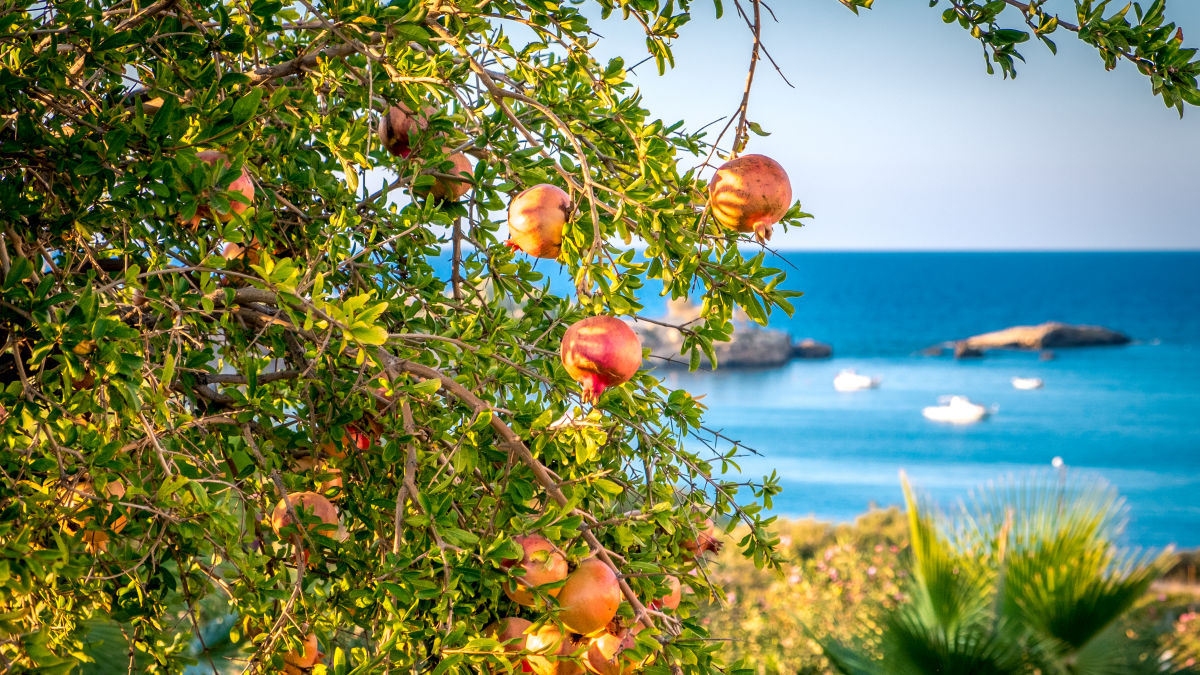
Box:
left=922, top=396, right=991, bottom=424
left=1011, top=377, right=1044, bottom=390
left=833, top=369, right=882, bottom=392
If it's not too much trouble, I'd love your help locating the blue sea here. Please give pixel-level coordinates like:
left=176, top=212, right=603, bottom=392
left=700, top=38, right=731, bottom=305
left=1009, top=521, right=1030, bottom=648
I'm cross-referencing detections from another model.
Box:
left=444, top=251, right=1200, bottom=549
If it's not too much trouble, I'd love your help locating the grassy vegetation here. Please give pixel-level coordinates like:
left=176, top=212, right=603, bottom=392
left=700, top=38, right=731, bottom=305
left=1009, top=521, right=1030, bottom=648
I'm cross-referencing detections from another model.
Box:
left=701, top=508, right=1200, bottom=674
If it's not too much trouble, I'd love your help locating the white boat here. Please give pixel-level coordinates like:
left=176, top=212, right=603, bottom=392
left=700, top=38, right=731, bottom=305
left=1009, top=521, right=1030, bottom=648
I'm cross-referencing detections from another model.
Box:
left=1011, top=377, right=1044, bottom=390
left=833, top=369, right=882, bottom=392
left=922, top=396, right=991, bottom=424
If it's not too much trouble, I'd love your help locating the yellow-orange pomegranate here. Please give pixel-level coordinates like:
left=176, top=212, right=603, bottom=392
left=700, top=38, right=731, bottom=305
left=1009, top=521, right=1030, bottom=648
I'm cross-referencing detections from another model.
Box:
left=282, top=633, right=320, bottom=675
left=378, top=104, right=429, bottom=158
left=486, top=619, right=577, bottom=675
left=187, top=150, right=255, bottom=228
left=650, top=575, right=682, bottom=611
left=582, top=631, right=638, bottom=675
left=502, top=534, right=569, bottom=607
left=556, top=558, right=622, bottom=636
left=560, top=316, right=642, bottom=404
left=707, top=154, right=791, bottom=243
left=415, top=152, right=472, bottom=202
left=222, top=239, right=261, bottom=266
left=269, top=491, right=339, bottom=540
left=506, top=184, right=570, bottom=259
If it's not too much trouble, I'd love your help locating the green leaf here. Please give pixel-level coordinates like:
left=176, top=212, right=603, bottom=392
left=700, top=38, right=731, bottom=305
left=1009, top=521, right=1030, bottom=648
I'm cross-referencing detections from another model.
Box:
left=349, top=324, right=388, bottom=345
left=231, top=87, right=263, bottom=125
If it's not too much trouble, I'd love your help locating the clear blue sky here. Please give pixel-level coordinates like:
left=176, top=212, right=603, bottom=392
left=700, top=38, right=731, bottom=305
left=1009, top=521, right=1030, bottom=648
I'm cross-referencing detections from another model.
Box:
left=591, top=1, right=1200, bottom=251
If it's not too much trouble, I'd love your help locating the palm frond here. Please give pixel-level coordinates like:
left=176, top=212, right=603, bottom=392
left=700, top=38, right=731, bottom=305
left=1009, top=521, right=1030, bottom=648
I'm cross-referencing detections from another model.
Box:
left=901, top=474, right=996, bottom=635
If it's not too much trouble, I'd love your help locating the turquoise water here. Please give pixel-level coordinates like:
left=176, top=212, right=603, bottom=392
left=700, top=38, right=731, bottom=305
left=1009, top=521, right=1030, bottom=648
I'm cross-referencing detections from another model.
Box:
left=441, top=251, right=1200, bottom=548
left=658, top=252, right=1200, bottom=549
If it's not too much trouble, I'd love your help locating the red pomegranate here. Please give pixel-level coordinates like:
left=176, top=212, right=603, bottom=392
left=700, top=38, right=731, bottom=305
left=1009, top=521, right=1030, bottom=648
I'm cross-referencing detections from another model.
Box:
left=560, top=316, right=642, bottom=404
left=707, top=154, right=791, bottom=243
left=415, top=152, right=472, bottom=202
left=556, top=558, right=622, bottom=636
left=377, top=104, right=429, bottom=158
left=269, top=491, right=339, bottom=540
left=681, top=518, right=722, bottom=557
left=186, top=150, right=255, bottom=228
left=506, top=184, right=570, bottom=259
left=282, top=633, right=320, bottom=675
left=582, top=630, right=638, bottom=675
left=320, top=418, right=382, bottom=459
left=502, top=535, right=569, bottom=607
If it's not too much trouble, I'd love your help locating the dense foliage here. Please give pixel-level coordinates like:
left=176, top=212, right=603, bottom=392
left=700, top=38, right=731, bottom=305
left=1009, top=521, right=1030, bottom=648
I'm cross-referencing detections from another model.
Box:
left=1, top=0, right=1196, bottom=673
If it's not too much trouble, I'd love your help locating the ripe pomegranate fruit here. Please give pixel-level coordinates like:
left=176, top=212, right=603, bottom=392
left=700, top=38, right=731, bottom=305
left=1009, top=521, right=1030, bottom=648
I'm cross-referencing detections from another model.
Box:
left=269, top=491, right=339, bottom=540
left=556, top=558, right=622, bottom=636
left=649, top=576, right=681, bottom=611
left=186, top=151, right=255, bottom=228
left=378, top=104, right=430, bottom=158
left=320, top=418, right=382, bottom=459
left=486, top=619, right=577, bottom=675
left=282, top=633, right=320, bottom=675
left=506, top=184, right=570, bottom=259
left=413, top=152, right=472, bottom=203
left=707, top=154, right=791, bottom=243
left=681, top=518, right=722, bottom=557
left=222, top=238, right=262, bottom=266
left=502, top=534, right=569, bottom=606
left=583, top=631, right=637, bottom=675
left=560, top=316, right=642, bottom=404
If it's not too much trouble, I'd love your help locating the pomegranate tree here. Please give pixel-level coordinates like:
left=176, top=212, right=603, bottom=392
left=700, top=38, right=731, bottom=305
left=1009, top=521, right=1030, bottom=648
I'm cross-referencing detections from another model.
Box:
left=502, top=534, right=569, bottom=607
left=560, top=316, right=642, bottom=404
left=555, top=557, right=622, bottom=636
left=707, top=153, right=792, bottom=243
left=506, top=183, right=571, bottom=259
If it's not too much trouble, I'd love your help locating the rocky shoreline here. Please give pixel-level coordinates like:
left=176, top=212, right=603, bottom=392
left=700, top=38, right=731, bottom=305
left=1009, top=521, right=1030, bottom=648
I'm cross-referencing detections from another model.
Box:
left=630, top=299, right=831, bottom=369
left=925, top=322, right=1132, bottom=359
left=629, top=300, right=1132, bottom=369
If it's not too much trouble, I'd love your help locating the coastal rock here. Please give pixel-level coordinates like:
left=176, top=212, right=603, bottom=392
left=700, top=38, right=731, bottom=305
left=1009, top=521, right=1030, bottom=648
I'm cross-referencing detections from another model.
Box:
left=954, top=342, right=985, bottom=359
left=961, top=322, right=1131, bottom=351
left=631, top=299, right=824, bottom=369
left=793, top=339, right=833, bottom=359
